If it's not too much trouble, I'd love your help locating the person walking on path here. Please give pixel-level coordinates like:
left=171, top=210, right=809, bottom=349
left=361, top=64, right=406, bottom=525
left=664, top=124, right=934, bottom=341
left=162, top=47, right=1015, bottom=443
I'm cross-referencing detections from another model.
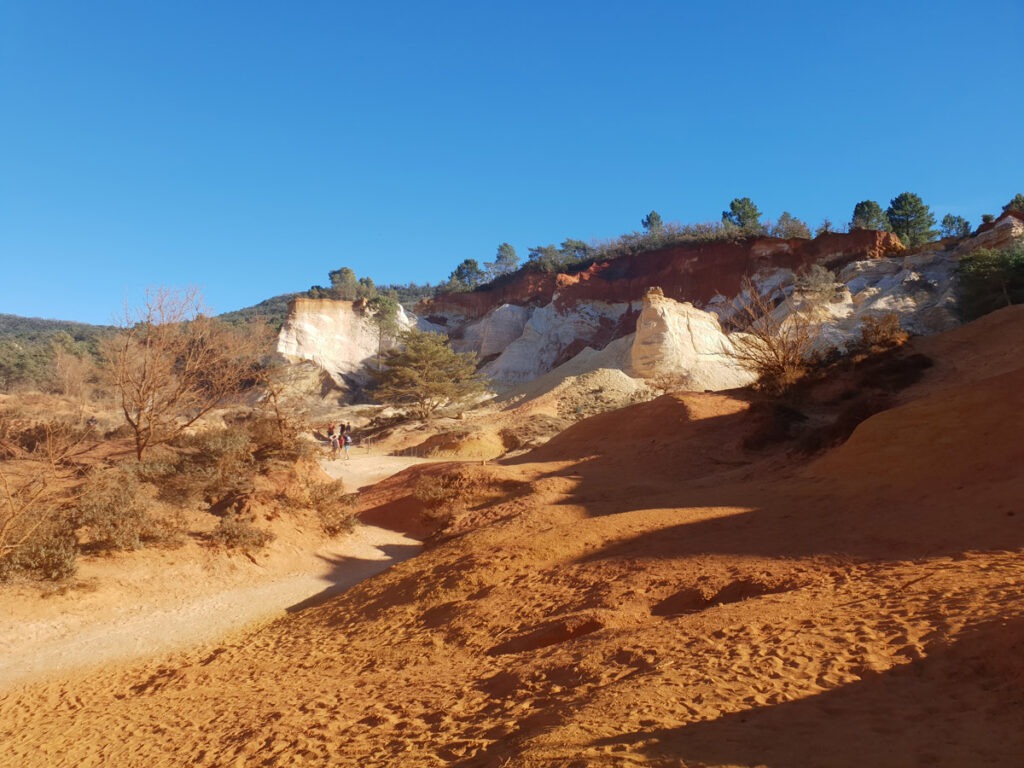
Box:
left=342, top=431, right=352, bottom=460
left=329, top=432, right=340, bottom=460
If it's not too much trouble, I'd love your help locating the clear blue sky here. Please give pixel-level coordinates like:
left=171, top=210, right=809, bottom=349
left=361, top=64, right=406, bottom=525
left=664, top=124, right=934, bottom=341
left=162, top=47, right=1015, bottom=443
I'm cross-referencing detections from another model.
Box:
left=2, top=1, right=1022, bottom=324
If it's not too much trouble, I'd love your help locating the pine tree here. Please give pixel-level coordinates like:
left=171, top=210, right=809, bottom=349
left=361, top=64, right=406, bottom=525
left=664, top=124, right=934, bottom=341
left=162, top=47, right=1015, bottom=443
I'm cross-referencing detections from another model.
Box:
left=484, top=243, right=519, bottom=280
left=771, top=212, right=811, bottom=239
left=641, top=210, right=664, bottom=233
left=328, top=267, right=360, bottom=300
left=940, top=214, right=971, bottom=239
left=1002, top=194, right=1024, bottom=214
left=370, top=330, right=486, bottom=419
left=448, top=259, right=485, bottom=291
left=850, top=200, right=890, bottom=231
left=722, top=198, right=764, bottom=234
left=885, top=192, right=937, bottom=247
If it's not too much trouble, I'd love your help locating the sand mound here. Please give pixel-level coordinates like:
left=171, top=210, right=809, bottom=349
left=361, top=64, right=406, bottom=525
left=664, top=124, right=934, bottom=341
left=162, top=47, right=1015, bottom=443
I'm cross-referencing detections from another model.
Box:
left=2, top=308, right=1024, bottom=766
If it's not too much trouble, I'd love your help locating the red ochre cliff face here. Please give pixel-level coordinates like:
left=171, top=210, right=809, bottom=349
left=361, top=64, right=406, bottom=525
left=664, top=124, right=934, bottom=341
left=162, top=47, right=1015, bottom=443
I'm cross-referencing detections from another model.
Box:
left=418, top=230, right=904, bottom=323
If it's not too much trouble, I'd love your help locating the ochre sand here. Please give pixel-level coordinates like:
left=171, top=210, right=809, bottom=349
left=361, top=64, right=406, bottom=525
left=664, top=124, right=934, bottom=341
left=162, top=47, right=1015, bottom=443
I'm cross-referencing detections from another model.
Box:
left=1, top=308, right=1023, bottom=767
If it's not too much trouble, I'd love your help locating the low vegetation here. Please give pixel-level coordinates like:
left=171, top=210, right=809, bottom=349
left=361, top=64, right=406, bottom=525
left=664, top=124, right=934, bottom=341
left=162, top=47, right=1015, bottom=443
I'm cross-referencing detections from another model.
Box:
left=0, top=289, right=350, bottom=583
left=958, top=243, right=1024, bottom=321
left=210, top=513, right=275, bottom=551
left=308, top=480, right=357, bottom=536
left=412, top=467, right=495, bottom=529
left=726, top=277, right=820, bottom=395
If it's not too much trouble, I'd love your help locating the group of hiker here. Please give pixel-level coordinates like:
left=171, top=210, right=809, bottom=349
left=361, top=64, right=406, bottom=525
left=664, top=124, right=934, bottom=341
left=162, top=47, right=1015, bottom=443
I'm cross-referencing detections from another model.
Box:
left=326, top=422, right=353, bottom=460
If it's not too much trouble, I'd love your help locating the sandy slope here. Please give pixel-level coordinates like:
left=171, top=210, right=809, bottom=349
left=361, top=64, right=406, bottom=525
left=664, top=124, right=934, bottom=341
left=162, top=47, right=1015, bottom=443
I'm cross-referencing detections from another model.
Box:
left=0, top=455, right=432, bottom=691
left=1, top=308, right=1023, bottom=767
left=0, top=523, right=420, bottom=691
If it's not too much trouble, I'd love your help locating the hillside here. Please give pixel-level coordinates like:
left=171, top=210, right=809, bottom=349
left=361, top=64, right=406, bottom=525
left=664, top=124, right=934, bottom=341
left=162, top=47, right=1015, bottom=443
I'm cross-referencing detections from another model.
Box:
left=1, top=306, right=1021, bottom=767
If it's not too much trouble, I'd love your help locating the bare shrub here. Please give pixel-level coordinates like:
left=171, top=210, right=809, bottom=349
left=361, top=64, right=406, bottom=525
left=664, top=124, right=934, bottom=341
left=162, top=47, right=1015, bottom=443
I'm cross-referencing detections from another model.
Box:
left=0, top=417, right=83, bottom=580
left=253, top=364, right=313, bottom=458
left=210, top=513, right=274, bottom=550
left=413, top=469, right=488, bottom=526
left=0, top=516, right=77, bottom=581
left=248, top=413, right=310, bottom=461
left=140, top=426, right=255, bottom=506
left=73, top=465, right=152, bottom=552
left=0, top=467, right=77, bottom=581
left=308, top=480, right=356, bottom=535
left=857, top=313, right=909, bottom=353
left=727, top=277, right=818, bottom=394
left=102, top=288, right=269, bottom=460
left=795, top=264, right=843, bottom=303
left=2, top=416, right=91, bottom=461
left=648, top=373, right=690, bottom=395
left=140, top=507, right=188, bottom=549
left=50, top=346, right=97, bottom=405
left=181, top=427, right=255, bottom=493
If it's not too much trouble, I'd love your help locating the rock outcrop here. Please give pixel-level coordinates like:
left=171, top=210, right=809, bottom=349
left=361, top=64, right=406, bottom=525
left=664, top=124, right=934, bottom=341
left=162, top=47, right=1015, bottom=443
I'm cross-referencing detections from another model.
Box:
left=419, top=230, right=905, bottom=323
left=276, top=223, right=1021, bottom=398
left=451, top=304, right=533, bottom=359
left=276, top=298, right=415, bottom=385
left=480, top=301, right=632, bottom=385
left=630, top=288, right=756, bottom=391
left=806, top=247, right=961, bottom=347
left=957, top=210, right=1024, bottom=254
left=417, top=231, right=906, bottom=388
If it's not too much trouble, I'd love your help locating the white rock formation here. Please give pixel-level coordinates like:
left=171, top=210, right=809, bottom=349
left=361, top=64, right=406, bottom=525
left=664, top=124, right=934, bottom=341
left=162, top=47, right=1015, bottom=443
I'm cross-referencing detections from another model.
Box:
left=276, top=298, right=415, bottom=385
left=956, top=212, right=1024, bottom=254
left=481, top=300, right=629, bottom=385
left=820, top=249, right=960, bottom=343
left=729, top=249, right=962, bottom=357
left=630, top=289, right=757, bottom=391
left=452, top=304, right=533, bottom=358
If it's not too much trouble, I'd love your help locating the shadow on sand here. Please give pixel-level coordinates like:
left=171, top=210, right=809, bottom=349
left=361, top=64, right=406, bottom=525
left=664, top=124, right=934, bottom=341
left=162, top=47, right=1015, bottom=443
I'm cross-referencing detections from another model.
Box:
left=586, top=616, right=1024, bottom=768
left=286, top=543, right=421, bottom=614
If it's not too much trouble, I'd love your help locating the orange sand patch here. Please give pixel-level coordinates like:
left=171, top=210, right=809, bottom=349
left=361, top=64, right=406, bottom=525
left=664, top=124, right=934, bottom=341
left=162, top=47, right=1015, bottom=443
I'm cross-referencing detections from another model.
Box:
left=1, top=307, right=1023, bottom=767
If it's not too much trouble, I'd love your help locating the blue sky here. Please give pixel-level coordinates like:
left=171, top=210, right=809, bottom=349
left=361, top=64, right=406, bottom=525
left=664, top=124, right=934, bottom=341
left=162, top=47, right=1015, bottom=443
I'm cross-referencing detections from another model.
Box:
left=2, top=1, right=1022, bottom=324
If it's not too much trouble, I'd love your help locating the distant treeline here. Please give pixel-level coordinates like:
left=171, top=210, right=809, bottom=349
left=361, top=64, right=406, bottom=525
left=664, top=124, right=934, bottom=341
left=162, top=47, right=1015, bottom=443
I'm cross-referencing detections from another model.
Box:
left=0, top=314, right=115, bottom=392
left=301, top=192, right=1024, bottom=311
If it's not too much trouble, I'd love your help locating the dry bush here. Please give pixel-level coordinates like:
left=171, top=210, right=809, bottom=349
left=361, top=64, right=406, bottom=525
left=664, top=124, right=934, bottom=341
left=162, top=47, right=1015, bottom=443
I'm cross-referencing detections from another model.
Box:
left=308, top=480, right=356, bottom=535
left=0, top=515, right=77, bottom=582
left=648, top=373, right=690, bottom=395
left=252, top=364, right=314, bottom=459
left=1, top=414, right=91, bottom=461
left=248, top=413, right=311, bottom=461
left=0, top=468, right=77, bottom=581
left=0, top=415, right=87, bottom=581
left=73, top=465, right=152, bottom=552
left=210, top=513, right=274, bottom=550
left=728, top=277, right=818, bottom=394
left=857, top=313, right=909, bottom=353
left=140, top=426, right=255, bottom=506
left=50, top=347, right=98, bottom=405
left=794, top=264, right=843, bottom=303
left=140, top=506, right=188, bottom=549
left=413, top=468, right=495, bottom=526
left=182, top=427, right=255, bottom=493
left=102, top=288, right=269, bottom=460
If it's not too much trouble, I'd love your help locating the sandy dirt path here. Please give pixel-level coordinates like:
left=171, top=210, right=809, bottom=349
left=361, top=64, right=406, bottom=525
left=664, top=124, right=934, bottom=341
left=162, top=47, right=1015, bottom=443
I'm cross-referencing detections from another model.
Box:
left=316, top=451, right=446, bottom=489
left=0, top=455, right=435, bottom=692
left=0, top=524, right=419, bottom=690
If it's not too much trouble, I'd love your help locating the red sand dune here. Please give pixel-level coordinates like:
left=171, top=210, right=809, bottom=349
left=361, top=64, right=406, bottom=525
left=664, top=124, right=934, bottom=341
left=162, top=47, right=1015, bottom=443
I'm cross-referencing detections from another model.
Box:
left=1, top=307, right=1022, bottom=767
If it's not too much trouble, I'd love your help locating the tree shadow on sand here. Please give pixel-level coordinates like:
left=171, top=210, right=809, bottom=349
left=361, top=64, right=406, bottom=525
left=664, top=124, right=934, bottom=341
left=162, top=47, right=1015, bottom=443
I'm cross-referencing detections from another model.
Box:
left=286, top=543, right=420, bottom=613
left=587, top=615, right=1024, bottom=768
left=503, top=382, right=1024, bottom=561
